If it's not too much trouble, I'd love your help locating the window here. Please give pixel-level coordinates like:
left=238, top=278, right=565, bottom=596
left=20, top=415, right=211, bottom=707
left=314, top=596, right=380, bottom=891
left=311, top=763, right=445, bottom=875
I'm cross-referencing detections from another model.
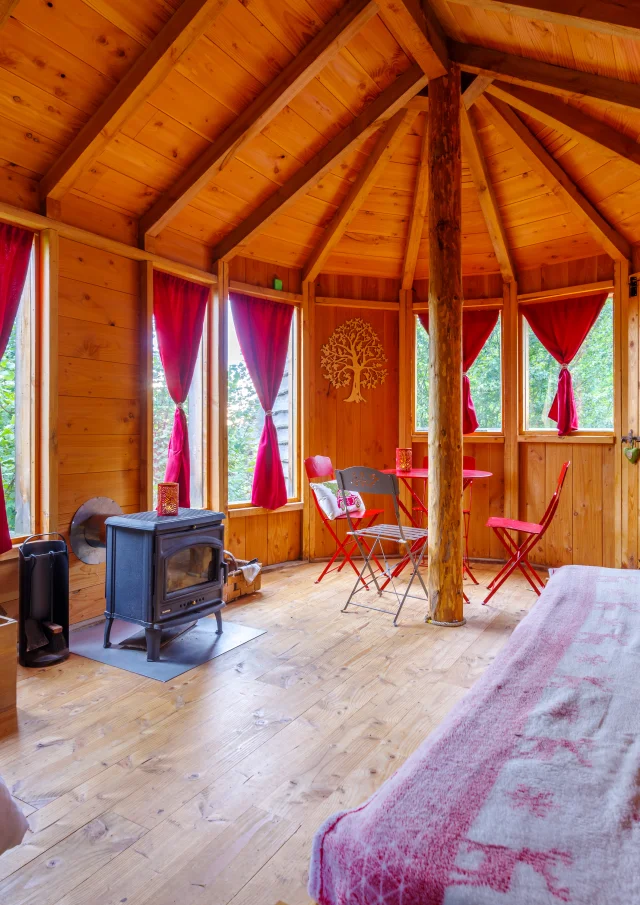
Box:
left=227, top=303, right=297, bottom=505
left=1, top=242, right=35, bottom=538
left=152, top=321, right=205, bottom=508
left=523, top=296, right=614, bottom=431
left=415, top=313, right=502, bottom=432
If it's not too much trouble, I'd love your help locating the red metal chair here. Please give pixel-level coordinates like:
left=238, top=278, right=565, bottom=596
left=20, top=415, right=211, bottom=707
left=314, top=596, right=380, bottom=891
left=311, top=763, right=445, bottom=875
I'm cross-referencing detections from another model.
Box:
left=305, top=455, right=384, bottom=585
left=483, top=461, right=570, bottom=604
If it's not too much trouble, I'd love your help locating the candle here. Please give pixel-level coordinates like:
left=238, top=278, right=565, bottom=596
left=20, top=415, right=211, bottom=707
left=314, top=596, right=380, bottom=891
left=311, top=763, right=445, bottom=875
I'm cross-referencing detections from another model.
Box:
left=157, top=482, right=179, bottom=516
left=396, top=448, right=412, bottom=472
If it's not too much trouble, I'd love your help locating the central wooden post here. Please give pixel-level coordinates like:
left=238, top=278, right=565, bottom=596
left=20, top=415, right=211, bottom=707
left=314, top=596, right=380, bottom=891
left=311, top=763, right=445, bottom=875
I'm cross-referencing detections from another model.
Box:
left=427, top=62, right=464, bottom=626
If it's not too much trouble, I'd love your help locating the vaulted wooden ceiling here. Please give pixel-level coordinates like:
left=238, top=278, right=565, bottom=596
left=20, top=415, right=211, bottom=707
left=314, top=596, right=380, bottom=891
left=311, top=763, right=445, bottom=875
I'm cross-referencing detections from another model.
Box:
left=2, top=0, right=640, bottom=281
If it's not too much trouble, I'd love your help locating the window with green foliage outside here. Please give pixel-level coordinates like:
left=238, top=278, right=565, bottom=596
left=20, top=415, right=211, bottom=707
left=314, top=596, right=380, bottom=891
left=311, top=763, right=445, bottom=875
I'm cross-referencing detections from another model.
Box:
left=524, top=296, right=613, bottom=431
left=415, top=314, right=502, bottom=432
left=227, top=303, right=297, bottom=505
left=152, top=322, right=205, bottom=508
left=0, top=244, right=34, bottom=537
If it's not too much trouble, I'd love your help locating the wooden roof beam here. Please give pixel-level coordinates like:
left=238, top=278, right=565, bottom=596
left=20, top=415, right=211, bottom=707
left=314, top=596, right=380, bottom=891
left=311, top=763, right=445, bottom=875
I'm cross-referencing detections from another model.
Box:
left=476, top=94, right=630, bottom=262
left=0, top=1, right=19, bottom=29
left=462, top=75, right=494, bottom=109
left=461, top=105, right=515, bottom=282
left=401, top=114, right=428, bottom=289
left=377, top=0, right=448, bottom=79
left=39, top=0, right=231, bottom=204
left=451, top=42, right=640, bottom=112
left=442, top=0, right=640, bottom=41
left=303, top=108, right=417, bottom=282
left=210, top=63, right=428, bottom=264
left=487, top=82, right=640, bottom=173
left=140, top=0, right=379, bottom=239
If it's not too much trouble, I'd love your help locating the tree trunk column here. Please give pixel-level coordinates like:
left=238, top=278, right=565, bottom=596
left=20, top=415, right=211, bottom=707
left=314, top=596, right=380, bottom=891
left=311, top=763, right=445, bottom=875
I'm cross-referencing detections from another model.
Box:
left=427, top=62, right=464, bottom=626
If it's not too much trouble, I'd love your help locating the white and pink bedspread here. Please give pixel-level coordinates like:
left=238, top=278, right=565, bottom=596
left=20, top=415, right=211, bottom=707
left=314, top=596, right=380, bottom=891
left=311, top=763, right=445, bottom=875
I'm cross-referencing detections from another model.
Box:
left=309, top=566, right=640, bottom=905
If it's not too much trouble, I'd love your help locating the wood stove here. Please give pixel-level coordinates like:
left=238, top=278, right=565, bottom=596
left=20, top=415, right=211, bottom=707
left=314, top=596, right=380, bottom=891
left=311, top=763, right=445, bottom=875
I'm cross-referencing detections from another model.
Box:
left=104, top=508, right=226, bottom=661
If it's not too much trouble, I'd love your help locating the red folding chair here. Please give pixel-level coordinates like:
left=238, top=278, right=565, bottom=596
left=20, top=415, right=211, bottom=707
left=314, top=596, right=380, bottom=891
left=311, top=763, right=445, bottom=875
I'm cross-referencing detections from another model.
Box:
left=483, top=461, right=570, bottom=604
left=305, top=455, right=384, bottom=585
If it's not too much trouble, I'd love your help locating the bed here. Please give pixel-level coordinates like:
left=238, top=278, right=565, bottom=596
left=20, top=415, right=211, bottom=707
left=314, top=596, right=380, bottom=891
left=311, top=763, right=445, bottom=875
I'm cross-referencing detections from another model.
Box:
left=309, top=566, right=640, bottom=905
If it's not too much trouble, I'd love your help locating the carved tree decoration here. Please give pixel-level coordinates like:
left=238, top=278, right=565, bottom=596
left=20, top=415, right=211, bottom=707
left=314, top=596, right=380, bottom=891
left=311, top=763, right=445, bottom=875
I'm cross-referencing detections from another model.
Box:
left=321, top=317, right=388, bottom=403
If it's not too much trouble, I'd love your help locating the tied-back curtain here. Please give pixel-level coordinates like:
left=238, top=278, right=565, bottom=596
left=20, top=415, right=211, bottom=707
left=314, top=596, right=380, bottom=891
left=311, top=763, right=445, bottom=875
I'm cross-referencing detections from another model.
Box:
left=229, top=292, right=293, bottom=510
left=0, top=224, right=34, bottom=554
left=153, top=271, right=209, bottom=507
left=418, top=308, right=499, bottom=434
left=522, top=291, right=608, bottom=436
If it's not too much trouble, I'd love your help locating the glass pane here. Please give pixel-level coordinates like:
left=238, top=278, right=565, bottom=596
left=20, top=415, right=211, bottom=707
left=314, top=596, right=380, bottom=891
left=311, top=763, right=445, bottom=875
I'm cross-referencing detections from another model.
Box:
left=166, top=544, right=214, bottom=593
left=152, top=321, right=205, bottom=508
left=415, top=314, right=502, bottom=432
left=525, top=297, right=613, bottom=431
left=227, top=305, right=296, bottom=504
left=1, top=244, right=33, bottom=537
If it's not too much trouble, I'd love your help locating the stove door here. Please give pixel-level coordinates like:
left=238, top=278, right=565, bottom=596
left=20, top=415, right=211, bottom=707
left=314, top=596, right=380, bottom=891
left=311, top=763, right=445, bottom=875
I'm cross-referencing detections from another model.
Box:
left=156, top=531, right=224, bottom=618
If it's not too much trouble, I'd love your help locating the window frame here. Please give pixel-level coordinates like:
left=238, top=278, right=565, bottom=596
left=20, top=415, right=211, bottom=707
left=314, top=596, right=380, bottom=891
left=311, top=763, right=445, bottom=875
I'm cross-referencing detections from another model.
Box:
left=518, top=289, right=618, bottom=444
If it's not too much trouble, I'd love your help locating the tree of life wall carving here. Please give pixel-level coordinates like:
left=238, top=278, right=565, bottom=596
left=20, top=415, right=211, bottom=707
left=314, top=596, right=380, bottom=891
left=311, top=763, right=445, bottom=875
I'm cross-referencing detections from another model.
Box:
left=321, top=318, right=388, bottom=403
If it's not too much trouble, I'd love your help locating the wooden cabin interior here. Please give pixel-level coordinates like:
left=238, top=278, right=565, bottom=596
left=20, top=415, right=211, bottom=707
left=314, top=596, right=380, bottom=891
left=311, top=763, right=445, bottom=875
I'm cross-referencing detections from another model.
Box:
left=1, top=1, right=640, bottom=903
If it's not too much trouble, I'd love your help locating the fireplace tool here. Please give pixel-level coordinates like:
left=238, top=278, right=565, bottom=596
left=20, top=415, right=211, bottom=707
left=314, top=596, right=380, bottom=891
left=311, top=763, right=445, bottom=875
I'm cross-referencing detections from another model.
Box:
left=19, top=534, right=70, bottom=667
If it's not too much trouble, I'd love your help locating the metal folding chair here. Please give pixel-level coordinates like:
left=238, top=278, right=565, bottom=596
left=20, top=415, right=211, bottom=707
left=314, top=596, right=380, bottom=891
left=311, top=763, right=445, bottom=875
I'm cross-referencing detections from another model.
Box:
left=336, top=467, right=429, bottom=626
left=483, top=461, right=570, bottom=604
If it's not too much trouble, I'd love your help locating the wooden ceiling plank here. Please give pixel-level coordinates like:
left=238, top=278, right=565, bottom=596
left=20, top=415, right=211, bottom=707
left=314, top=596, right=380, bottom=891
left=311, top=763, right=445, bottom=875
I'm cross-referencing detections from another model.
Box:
left=463, top=75, right=494, bottom=109
left=487, top=82, right=640, bottom=173
left=401, top=114, right=428, bottom=289
left=140, top=0, right=379, bottom=240
left=444, top=0, right=640, bottom=41
left=0, top=0, right=18, bottom=29
left=377, top=0, right=448, bottom=79
left=210, top=63, right=429, bottom=264
left=303, top=107, right=416, bottom=282
left=476, top=94, right=630, bottom=261
left=461, top=105, right=516, bottom=281
left=451, top=42, right=640, bottom=112
left=39, top=0, right=232, bottom=204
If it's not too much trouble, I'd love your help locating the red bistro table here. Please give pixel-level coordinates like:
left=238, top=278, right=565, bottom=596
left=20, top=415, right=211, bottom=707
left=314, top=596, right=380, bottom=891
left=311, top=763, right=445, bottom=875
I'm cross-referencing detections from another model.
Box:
left=380, top=467, right=493, bottom=596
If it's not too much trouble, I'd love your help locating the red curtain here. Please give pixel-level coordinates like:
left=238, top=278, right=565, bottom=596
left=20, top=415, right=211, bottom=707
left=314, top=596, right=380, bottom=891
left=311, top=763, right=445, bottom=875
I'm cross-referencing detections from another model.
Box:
left=0, top=224, right=34, bottom=554
left=522, top=291, right=608, bottom=435
left=230, top=292, right=293, bottom=510
left=418, top=308, right=499, bottom=433
left=153, top=271, right=209, bottom=508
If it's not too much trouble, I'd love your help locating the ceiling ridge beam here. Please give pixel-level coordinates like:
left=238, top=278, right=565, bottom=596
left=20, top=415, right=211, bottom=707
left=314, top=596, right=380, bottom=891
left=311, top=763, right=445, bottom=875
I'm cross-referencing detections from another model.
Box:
left=140, top=0, right=380, bottom=240
left=461, top=104, right=516, bottom=282
left=476, top=94, right=630, bottom=262
left=303, top=107, right=417, bottom=282
left=401, top=112, right=428, bottom=289
left=377, top=0, right=448, bottom=79
left=451, top=42, right=640, bottom=112
left=441, top=0, right=640, bottom=41
left=39, top=0, right=231, bottom=204
left=487, top=82, right=640, bottom=173
left=210, top=63, right=428, bottom=265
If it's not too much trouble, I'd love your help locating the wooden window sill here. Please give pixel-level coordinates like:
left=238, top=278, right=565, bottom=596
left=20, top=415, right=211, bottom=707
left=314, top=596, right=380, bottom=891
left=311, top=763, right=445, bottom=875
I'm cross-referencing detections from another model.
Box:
left=518, top=433, right=615, bottom=444
left=412, top=433, right=505, bottom=443
left=228, top=501, right=304, bottom=518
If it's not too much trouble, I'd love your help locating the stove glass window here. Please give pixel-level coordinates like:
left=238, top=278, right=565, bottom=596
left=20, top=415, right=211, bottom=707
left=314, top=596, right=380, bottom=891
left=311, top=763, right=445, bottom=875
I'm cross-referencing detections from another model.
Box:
left=166, top=545, right=214, bottom=593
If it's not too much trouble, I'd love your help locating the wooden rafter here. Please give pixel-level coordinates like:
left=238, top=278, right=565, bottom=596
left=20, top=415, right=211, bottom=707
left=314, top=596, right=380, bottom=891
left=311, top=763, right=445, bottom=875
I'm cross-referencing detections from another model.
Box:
left=39, top=0, right=231, bottom=203
left=210, top=64, right=428, bottom=265
left=303, top=108, right=417, bottom=282
left=487, top=82, right=640, bottom=173
left=460, top=105, right=515, bottom=282
left=443, top=0, right=640, bottom=41
left=476, top=95, right=630, bottom=261
left=0, top=0, right=18, bottom=29
left=462, top=75, right=494, bottom=109
left=377, top=0, right=448, bottom=80
left=140, top=0, right=379, bottom=240
left=401, top=114, right=428, bottom=289
left=451, top=42, right=640, bottom=112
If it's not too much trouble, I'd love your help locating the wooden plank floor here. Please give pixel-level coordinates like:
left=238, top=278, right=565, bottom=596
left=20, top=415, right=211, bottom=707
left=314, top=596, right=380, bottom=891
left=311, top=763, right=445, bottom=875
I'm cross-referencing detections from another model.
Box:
left=0, top=562, right=541, bottom=905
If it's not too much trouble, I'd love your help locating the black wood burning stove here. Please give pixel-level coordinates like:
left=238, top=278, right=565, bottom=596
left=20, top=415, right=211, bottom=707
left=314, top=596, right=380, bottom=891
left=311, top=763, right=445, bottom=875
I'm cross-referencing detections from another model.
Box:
left=104, top=508, right=227, bottom=661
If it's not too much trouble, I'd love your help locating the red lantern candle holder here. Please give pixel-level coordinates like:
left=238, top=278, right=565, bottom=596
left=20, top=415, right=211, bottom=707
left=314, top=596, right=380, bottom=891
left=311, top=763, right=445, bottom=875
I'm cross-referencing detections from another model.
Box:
left=157, top=482, right=179, bottom=516
left=396, top=448, right=412, bottom=472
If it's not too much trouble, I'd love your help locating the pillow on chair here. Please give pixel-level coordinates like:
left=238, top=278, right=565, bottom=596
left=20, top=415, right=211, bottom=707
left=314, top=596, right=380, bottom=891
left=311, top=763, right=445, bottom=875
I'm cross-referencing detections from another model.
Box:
left=312, top=482, right=365, bottom=519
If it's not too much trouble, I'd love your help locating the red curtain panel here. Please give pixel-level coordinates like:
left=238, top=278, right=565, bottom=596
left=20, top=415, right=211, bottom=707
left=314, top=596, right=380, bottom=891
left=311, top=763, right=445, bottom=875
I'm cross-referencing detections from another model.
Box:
left=418, top=309, right=499, bottom=433
left=153, top=271, right=209, bottom=507
left=229, top=291, right=294, bottom=510
left=0, top=224, right=34, bottom=553
left=522, top=291, right=608, bottom=436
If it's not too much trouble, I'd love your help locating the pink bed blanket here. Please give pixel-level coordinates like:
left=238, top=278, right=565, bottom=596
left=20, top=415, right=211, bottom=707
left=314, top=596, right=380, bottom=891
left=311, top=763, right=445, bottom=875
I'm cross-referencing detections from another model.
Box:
left=309, top=565, right=640, bottom=904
